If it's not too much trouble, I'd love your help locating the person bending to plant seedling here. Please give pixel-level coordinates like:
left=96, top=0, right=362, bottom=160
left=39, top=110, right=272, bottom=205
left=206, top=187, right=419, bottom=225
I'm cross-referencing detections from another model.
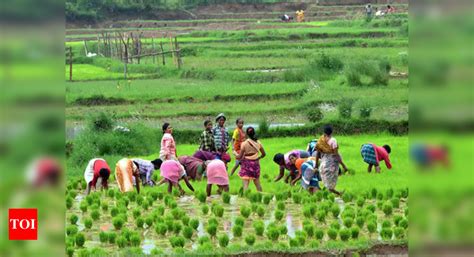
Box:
left=157, top=160, right=194, bottom=195
left=295, top=158, right=320, bottom=194
left=131, top=158, right=162, bottom=186
left=273, top=150, right=309, bottom=183
left=84, top=158, right=111, bottom=195
left=178, top=155, right=208, bottom=181
left=315, top=125, right=345, bottom=196
left=205, top=159, right=229, bottom=196
left=115, top=158, right=141, bottom=194
left=235, top=127, right=266, bottom=192
left=360, top=143, right=392, bottom=173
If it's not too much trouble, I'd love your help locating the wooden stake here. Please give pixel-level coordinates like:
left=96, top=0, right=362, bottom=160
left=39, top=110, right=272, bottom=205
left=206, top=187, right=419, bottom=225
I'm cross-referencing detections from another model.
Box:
left=69, top=46, right=73, bottom=81
left=174, top=37, right=181, bottom=69
left=160, top=41, right=165, bottom=66
left=169, top=36, right=176, bottom=67
left=151, top=38, right=156, bottom=64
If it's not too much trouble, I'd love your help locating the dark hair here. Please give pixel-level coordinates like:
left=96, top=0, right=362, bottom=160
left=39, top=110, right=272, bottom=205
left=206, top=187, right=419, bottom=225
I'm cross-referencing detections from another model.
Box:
left=383, top=145, right=391, bottom=154
left=387, top=5, right=391, bottom=8
left=162, top=122, right=170, bottom=133
left=273, top=153, right=284, bottom=164
left=323, top=125, right=333, bottom=136
left=236, top=118, right=243, bottom=124
left=246, top=126, right=257, bottom=141
left=151, top=159, right=163, bottom=169
left=289, top=153, right=297, bottom=159
left=99, top=168, right=110, bottom=179
left=204, top=120, right=212, bottom=127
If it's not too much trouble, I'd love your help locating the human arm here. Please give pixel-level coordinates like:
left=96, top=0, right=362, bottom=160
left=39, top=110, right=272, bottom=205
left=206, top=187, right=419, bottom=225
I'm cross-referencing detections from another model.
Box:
left=274, top=166, right=285, bottom=182
left=258, top=144, right=266, bottom=160
left=290, top=169, right=302, bottom=186
left=183, top=176, right=195, bottom=192
left=384, top=156, right=392, bottom=169
left=134, top=174, right=141, bottom=194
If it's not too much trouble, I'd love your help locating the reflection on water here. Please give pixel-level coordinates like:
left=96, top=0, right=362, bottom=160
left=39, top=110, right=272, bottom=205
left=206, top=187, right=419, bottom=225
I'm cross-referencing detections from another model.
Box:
left=142, top=238, right=155, bottom=255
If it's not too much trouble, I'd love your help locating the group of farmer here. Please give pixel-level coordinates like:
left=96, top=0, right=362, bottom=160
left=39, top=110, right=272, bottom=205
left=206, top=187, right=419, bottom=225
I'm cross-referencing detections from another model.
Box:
left=84, top=113, right=392, bottom=197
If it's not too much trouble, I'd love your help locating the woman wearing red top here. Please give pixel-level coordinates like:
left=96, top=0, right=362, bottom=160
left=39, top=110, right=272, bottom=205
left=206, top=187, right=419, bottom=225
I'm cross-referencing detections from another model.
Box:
left=360, top=144, right=392, bottom=173
left=84, top=158, right=111, bottom=195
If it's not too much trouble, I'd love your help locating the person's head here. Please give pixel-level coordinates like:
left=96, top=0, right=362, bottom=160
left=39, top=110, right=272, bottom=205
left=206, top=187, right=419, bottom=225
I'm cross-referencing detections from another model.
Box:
left=323, top=124, right=333, bottom=136
left=236, top=118, right=244, bottom=129
left=246, top=126, right=257, bottom=141
left=204, top=120, right=212, bottom=131
left=162, top=122, right=172, bottom=134
left=387, top=5, right=391, bottom=8
left=215, top=113, right=226, bottom=127
left=368, top=4, right=371, bottom=8
left=273, top=153, right=284, bottom=165
left=289, top=153, right=298, bottom=165
left=99, top=168, right=110, bottom=180
left=383, top=145, right=392, bottom=154
left=151, top=159, right=163, bottom=170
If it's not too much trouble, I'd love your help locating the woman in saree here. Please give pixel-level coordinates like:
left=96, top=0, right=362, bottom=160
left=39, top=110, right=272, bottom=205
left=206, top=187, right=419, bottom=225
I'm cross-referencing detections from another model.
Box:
left=235, top=127, right=266, bottom=192
left=115, top=158, right=141, bottom=194
left=315, top=125, right=344, bottom=196
left=178, top=155, right=207, bottom=181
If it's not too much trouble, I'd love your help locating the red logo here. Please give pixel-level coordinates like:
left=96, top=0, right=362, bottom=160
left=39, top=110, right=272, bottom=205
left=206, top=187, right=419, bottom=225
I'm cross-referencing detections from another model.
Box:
left=9, top=209, right=38, bottom=240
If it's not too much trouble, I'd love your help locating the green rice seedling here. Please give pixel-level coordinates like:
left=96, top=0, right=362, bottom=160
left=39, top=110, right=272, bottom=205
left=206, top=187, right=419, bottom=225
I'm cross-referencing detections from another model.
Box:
left=240, top=206, right=251, bottom=218
left=263, top=194, right=273, bottom=205
left=90, top=210, right=100, bottom=221
left=208, top=217, right=219, bottom=227
left=99, top=231, right=108, bottom=243
left=66, top=197, right=73, bottom=210
left=136, top=217, right=144, bottom=229
left=110, top=207, right=119, bottom=217
left=386, top=188, right=394, bottom=198
left=84, top=218, right=93, bottom=229
left=279, top=225, right=288, bottom=236
left=377, top=192, right=384, bottom=201
left=201, top=205, right=209, bottom=215
left=107, top=189, right=115, bottom=198
left=149, top=191, right=159, bottom=201
left=173, top=222, right=183, bottom=234
left=190, top=219, right=199, bottom=230
left=292, top=193, right=302, bottom=204
left=393, top=215, right=403, bottom=226
left=391, top=197, right=400, bottom=209
left=66, top=246, right=74, bottom=257
left=145, top=216, right=153, bottom=227
left=266, top=226, right=280, bottom=241
left=383, top=202, right=393, bottom=216
left=75, top=233, right=86, bottom=247
left=295, top=231, right=307, bottom=246
left=169, top=236, right=185, bottom=248
left=112, top=217, right=124, bottom=230
left=303, top=206, right=313, bottom=218
left=399, top=218, right=408, bottom=229
left=253, top=220, right=265, bottom=236
left=79, top=202, right=88, bottom=213
left=142, top=202, right=150, bottom=211
left=213, top=205, right=224, bottom=218
left=330, top=221, right=340, bottom=230
left=331, top=204, right=340, bottom=218
left=367, top=221, right=377, bottom=234
left=155, top=223, right=167, bottom=236
left=218, top=234, right=229, bottom=247
left=277, top=201, right=285, bottom=211
left=339, top=228, right=350, bottom=241
left=343, top=218, right=353, bottom=228
left=130, top=232, right=141, bottom=247
left=69, top=214, right=78, bottom=225
left=366, top=204, right=376, bottom=213
left=303, top=223, right=315, bottom=238
left=116, top=236, right=127, bottom=248
left=234, top=216, right=245, bottom=227
left=351, top=227, right=360, bottom=239
left=274, top=210, right=284, bottom=221
left=108, top=232, right=116, bottom=244
left=315, top=228, right=324, bottom=240
left=66, top=225, right=78, bottom=236
left=381, top=228, right=393, bottom=240
left=405, top=207, right=409, bottom=217
left=182, top=226, right=193, bottom=240
left=249, top=192, right=262, bottom=203
left=90, top=203, right=100, bottom=211
left=207, top=223, right=217, bottom=238
left=198, top=235, right=210, bottom=245
left=245, top=234, right=256, bottom=246
left=85, top=195, right=93, bottom=205
left=394, top=227, right=405, bottom=239
left=101, top=201, right=108, bottom=212
left=222, top=192, right=231, bottom=204
left=232, top=225, right=243, bottom=237
left=317, top=210, right=326, bottom=223
left=181, top=216, right=190, bottom=226
left=356, top=197, right=365, bottom=207
left=356, top=217, right=365, bottom=228
left=289, top=238, right=299, bottom=247
left=155, top=205, right=165, bottom=216
left=342, top=192, right=353, bottom=203
left=251, top=203, right=258, bottom=213
left=257, top=205, right=265, bottom=218
left=327, top=228, right=338, bottom=240
left=132, top=208, right=141, bottom=219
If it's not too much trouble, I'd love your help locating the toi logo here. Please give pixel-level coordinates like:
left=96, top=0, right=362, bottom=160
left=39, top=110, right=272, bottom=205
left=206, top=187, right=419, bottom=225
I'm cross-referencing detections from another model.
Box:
left=9, top=209, right=38, bottom=240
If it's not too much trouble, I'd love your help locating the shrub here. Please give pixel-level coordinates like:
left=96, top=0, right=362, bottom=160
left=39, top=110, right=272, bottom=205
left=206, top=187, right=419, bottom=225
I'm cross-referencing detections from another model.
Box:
left=253, top=221, right=265, bottom=236
left=69, top=214, right=78, bottom=225
left=394, top=227, right=405, bottom=239
left=234, top=216, right=245, bottom=227
left=207, top=224, right=217, bottom=237
left=136, top=217, right=144, bottom=229
left=222, top=192, right=231, bottom=204
left=90, top=210, right=100, bottom=221
left=338, top=100, right=354, bottom=119
left=190, top=219, right=199, bottom=230
left=367, top=221, right=377, bottom=234
left=183, top=226, right=193, bottom=240
left=116, top=236, right=127, bottom=248
left=343, top=218, right=353, bottom=228
left=314, top=53, right=344, bottom=72
left=84, top=218, right=93, bottom=229
left=383, top=202, right=393, bottom=216
left=201, top=205, right=209, bottom=215
left=274, top=210, right=284, bottom=221
left=112, top=217, right=124, bottom=230
left=359, top=103, right=373, bottom=119
left=232, top=225, right=243, bottom=237
left=339, top=228, right=350, bottom=241
left=381, top=228, right=393, bottom=240
left=258, top=119, right=269, bottom=136
left=108, top=232, right=116, bottom=244
left=169, top=236, right=185, bottom=248
left=155, top=223, right=167, bottom=236
left=99, top=231, right=108, bottom=243
left=240, top=206, right=251, bottom=218
left=257, top=206, right=265, bottom=218
left=245, top=235, right=256, bottom=246
left=345, top=60, right=390, bottom=87
left=306, top=107, right=324, bottom=123
left=266, top=226, right=280, bottom=241
left=75, top=233, right=85, bottom=247
left=315, top=228, right=324, bottom=240
left=218, top=234, right=229, bottom=247
left=351, top=227, right=360, bottom=239
left=327, top=228, right=338, bottom=240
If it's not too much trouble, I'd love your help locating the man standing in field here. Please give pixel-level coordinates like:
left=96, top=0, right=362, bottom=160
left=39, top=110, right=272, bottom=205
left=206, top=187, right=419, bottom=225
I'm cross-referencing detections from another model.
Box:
left=212, top=113, right=231, bottom=163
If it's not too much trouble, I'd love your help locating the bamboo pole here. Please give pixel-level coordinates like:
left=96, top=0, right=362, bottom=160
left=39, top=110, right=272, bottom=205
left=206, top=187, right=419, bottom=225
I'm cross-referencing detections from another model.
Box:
left=69, top=46, right=73, bottom=81
left=160, top=41, right=165, bottom=66
left=174, top=37, right=181, bottom=69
